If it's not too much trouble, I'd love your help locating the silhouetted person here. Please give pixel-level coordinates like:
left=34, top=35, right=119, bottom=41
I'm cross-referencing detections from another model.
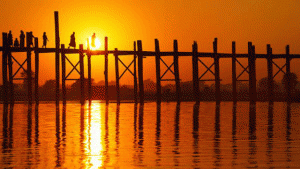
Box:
left=28, top=32, right=35, bottom=47
left=20, top=31, right=25, bottom=48
left=14, top=38, right=19, bottom=47
left=91, top=33, right=96, bottom=48
left=68, top=32, right=76, bottom=49
left=8, top=31, right=13, bottom=47
left=42, top=32, right=49, bottom=48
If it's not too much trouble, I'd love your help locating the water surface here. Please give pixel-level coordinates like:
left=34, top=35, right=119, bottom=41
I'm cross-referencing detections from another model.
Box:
left=0, top=101, right=299, bottom=168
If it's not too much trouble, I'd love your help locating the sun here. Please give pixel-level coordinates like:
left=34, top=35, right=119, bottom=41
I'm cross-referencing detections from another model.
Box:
left=87, top=36, right=101, bottom=50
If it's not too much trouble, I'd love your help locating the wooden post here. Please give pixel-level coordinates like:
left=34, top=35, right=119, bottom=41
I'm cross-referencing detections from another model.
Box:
left=248, top=42, right=256, bottom=103
left=192, top=41, right=200, bottom=103
left=173, top=40, right=180, bottom=102
left=267, top=44, right=273, bottom=102
left=137, top=40, right=144, bottom=104
left=155, top=39, right=161, bottom=103
left=61, top=44, right=66, bottom=104
left=79, top=44, right=85, bottom=105
left=87, top=42, right=92, bottom=104
left=8, top=42, right=13, bottom=104
left=26, top=32, right=32, bottom=104
left=114, top=48, right=120, bottom=103
left=232, top=41, right=237, bottom=102
left=133, top=41, right=138, bottom=103
left=252, top=45, right=256, bottom=102
left=286, top=45, right=291, bottom=102
left=104, top=37, right=109, bottom=104
left=34, top=38, right=39, bottom=104
left=214, top=38, right=220, bottom=102
left=54, top=11, right=60, bottom=105
left=2, top=33, right=8, bottom=104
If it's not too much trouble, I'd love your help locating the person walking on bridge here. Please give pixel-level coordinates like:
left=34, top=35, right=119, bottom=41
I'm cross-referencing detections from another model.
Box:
left=20, top=30, right=25, bottom=48
left=91, top=33, right=96, bottom=48
left=68, top=32, right=76, bottom=49
left=42, top=32, right=49, bottom=48
left=8, top=31, right=13, bottom=47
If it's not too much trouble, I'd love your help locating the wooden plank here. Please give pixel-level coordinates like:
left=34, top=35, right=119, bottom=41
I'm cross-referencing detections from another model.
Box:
left=155, top=39, right=161, bottom=103
left=34, top=38, right=39, bottom=104
left=61, top=44, right=66, bottom=104
left=79, top=44, right=85, bottom=105
left=114, top=48, right=120, bottom=103
left=192, top=41, right=200, bottom=103
left=173, top=40, right=180, bottom=102
left=54, top=11, right=60, bottom=105
left=232, top=41, right=237, bottom=102
left=137, top=40, right=144, bottom=104
left=214, top=38, right=220, bottom=102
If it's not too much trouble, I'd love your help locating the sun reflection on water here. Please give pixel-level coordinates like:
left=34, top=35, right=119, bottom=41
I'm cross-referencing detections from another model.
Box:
left=84, top=102, right=103, bottom=168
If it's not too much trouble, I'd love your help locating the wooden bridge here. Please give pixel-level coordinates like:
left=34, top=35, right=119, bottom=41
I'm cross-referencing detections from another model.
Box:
left=1, top=12, right=298, bottom=105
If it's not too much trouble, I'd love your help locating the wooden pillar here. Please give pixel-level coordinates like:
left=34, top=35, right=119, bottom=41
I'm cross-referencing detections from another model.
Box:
left=8, top=41, right=13, bottom=104
left=192, top=41, right=200, bottom=103
left=104, top=37, right=109, bottom=104
left=79, top=44, right=85, bottom=105
left=267, top=44, right=273, bottom=102
left=232, top=41, right=237, bottom=102
left=173, top=40, right=180, bottom=102
left=155, top=39, right=161, bottom=103
left=248, top=42, right=256, bottom=103
left=133, top=41, right=138, bottom=103
left=2, top=33, right=8, bottom=104
left=137, top=40, right=144, bottom=104
left=87, top=50, right=92, bottom=104
left=54, top=11, right=60, bottom=105
left=61, top=44, right=66, bottom=104
left=286, top=45, right=291, bottom=102
left=34, top=38, right=39, bottom=104
left=114, top=48, right=120, bottom=103
left=26, top=32, right=32, bottom=104
left=214, top=38, right=220, bottom=102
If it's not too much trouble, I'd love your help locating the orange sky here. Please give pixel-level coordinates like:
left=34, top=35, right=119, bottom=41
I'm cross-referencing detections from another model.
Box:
left=1, top=0, right=300, bottom=85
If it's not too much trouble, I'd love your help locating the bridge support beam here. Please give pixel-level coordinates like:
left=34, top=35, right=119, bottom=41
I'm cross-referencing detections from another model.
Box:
left=79, top=44, right=85, bottom=105
left=137, top=40, right=144, bottom=104
left=232, top=42, right=237, bottom=102
left=192, top=42, right=199, bottom=103
left=155, top=39, right=161, bottom=103
left=173, top=40, right=180, bottom=103
left=34, top=38, right=39, bottom=104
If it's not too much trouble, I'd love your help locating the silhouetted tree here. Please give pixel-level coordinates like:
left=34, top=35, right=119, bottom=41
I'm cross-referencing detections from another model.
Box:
left=282, top=72, right=298, bottom=93
left=21, top=71, right=35, bottom=91
left=40, top=80, right=56, bottom=99
left=258, top=77, right=278, bottom=92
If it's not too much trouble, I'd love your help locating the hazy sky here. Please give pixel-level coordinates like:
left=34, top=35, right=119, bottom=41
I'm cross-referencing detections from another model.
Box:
left=1, top=0, right=300, bottom=85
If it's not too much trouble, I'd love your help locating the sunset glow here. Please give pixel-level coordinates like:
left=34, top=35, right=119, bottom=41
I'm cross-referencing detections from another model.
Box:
left=87, top=36, right=101, bottom=50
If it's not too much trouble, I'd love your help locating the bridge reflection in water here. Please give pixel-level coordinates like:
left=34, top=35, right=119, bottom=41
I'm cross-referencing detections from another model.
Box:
left=0, top=101, right=299, bottom=168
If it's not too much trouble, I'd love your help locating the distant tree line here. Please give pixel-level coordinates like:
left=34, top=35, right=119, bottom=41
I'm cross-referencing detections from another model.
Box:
left=0, top=72, right=299, bottom=102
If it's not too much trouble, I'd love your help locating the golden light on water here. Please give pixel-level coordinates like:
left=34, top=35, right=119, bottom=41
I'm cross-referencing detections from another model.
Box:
left=87, top=36, right=101, bottom=50
left=84, top=102, right=104, bottom=168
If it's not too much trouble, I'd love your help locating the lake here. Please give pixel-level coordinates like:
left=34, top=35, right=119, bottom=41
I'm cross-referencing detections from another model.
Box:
left=0, top=101, right=299, bottom=168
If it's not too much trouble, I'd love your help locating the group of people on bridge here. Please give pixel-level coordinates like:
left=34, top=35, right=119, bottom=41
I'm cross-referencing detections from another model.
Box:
left=6, top=31, right=97, bottom=49
left=6, top=31, right=49, bottom=48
